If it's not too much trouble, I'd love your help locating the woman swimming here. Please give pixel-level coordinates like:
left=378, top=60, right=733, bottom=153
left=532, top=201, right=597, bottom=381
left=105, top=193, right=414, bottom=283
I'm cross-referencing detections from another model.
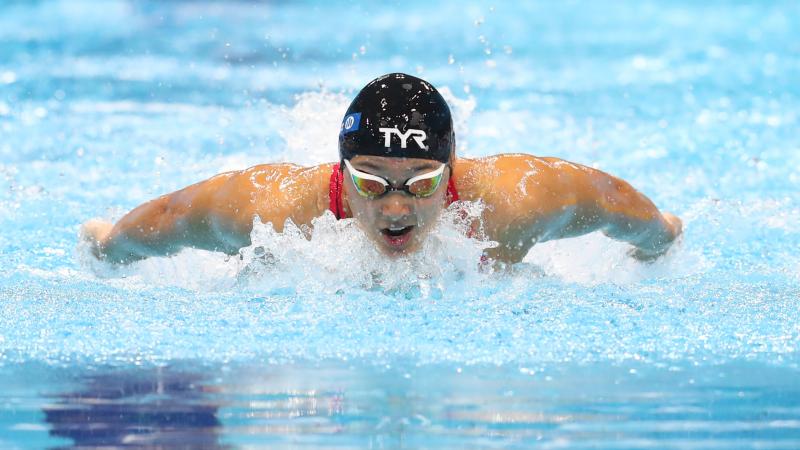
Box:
left=81, top=73, right=682, bottom=265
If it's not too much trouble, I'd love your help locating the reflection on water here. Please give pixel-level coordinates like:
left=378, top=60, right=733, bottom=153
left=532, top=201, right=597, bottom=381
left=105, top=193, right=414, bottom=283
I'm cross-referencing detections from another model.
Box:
left=13, top=361, right=797, bottom=448
left=43, top=368, right=225, bottom=448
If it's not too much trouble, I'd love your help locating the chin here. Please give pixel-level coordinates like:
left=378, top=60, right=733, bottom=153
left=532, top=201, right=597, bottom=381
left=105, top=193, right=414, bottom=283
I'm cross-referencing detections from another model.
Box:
left=377, top=241, right=418, bottom=257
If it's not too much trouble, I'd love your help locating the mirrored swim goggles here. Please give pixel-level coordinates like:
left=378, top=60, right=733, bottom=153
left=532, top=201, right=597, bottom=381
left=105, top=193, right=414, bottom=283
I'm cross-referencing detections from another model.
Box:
left=343, top=159, right=447, bottom=199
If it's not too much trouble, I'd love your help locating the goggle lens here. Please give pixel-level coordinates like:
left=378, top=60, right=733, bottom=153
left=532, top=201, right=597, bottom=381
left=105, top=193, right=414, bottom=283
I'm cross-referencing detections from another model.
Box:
left=407, top=173, right=443, bottom=197
left=352, top=176, right=387, bottom=197
left=345, top=159, right=446, bottom=199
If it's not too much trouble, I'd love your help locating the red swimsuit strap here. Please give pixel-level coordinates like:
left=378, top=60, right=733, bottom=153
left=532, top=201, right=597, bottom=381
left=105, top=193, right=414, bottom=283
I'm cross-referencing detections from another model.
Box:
left=329, top=163, right=459, bottom=220
left=329, top=163, right=345, bottom=219
left=445, top=175, right=459, bottom=204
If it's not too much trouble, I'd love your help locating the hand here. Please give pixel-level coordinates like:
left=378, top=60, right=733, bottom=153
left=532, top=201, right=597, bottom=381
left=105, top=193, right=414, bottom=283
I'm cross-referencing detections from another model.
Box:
left=662, top=212, right=683, bottom=240
left=629, top=212, right=683, bottom=262
left=79, top=219, right=114, bottom=259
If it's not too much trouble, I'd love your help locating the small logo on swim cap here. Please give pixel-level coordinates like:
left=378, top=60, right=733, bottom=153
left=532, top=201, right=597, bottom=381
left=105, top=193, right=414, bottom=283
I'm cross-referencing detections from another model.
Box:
left=378, top=127, right=428, bottom=150
left=341, top=113, right=361, bottom=135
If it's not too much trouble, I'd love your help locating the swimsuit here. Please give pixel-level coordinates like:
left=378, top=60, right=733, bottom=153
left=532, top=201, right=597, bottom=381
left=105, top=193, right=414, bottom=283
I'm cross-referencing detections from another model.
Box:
left=328, top=163, right=459, bottom=219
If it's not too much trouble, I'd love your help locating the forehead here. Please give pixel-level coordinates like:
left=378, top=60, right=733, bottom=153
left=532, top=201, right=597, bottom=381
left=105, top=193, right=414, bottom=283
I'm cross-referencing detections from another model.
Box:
left=349, top=155, right=440, bottom=173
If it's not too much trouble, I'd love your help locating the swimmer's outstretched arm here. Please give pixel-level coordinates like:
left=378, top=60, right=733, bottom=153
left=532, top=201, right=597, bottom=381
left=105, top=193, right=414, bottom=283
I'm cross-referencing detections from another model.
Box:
left=474, top=155, right=682, bottom=262
left=81, top=172, right=252, bottom=264
left=81, top=164, right=331, bottom=264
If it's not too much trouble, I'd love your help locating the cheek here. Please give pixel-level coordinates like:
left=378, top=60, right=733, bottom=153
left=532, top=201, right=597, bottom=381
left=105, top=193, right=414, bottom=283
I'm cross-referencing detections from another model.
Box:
left=344, top=188, right=378, bottom=226
left=414, top=196, right=446, bottom=226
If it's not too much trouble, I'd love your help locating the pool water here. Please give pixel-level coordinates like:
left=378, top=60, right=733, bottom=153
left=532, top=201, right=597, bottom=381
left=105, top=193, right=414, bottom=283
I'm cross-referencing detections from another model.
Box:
left=1, top=0, right=799, bottom=448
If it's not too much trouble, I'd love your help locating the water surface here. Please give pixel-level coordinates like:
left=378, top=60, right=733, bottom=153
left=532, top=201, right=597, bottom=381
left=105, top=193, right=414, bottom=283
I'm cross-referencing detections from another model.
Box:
left=1, top=0, right=799, bottom=447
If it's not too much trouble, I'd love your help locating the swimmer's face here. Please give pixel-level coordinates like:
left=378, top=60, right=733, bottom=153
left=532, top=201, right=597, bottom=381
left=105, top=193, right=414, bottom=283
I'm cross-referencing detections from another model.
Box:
left=343, top=155, right=450, bottom=256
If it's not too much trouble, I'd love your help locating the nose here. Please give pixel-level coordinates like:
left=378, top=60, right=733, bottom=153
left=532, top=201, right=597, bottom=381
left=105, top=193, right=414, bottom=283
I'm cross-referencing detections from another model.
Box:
left=380, top=192, right=413, bottom=219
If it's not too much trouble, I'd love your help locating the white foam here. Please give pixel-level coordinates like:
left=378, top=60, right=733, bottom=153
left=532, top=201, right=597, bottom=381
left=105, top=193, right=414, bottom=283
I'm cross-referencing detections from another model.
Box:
left=523, top=231, right=703, bottom=285
left=273, top=90, right=350, bottom=165
left=78, top=201, right=496, bottom=297
left=79, top=200, right=704, bottom=292
left=438, top=86, right=476, bottom=152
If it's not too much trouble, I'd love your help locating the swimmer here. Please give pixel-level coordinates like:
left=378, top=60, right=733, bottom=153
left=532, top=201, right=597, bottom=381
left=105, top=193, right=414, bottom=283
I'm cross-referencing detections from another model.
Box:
left=81, top=73, right=682, bottom=266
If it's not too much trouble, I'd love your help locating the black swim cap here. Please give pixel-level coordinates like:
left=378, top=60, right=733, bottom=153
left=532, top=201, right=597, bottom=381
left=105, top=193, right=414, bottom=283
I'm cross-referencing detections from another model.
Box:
left=339, top=73, right=454, bottom=163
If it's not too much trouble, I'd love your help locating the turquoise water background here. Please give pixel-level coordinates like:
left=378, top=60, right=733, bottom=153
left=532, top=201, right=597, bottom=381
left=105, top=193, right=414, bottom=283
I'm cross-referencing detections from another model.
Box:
left=1, top=0, right=799, bottom=447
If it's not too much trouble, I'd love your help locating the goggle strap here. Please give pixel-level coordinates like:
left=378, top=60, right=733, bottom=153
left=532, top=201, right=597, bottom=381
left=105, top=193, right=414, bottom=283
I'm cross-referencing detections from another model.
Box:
left=343, top=159, right=389, bottom=187
left=405, top=163, right=446, bottom=186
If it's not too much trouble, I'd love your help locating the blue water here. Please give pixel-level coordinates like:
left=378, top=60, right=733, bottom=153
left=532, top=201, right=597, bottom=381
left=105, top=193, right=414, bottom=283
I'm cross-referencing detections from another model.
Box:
left=2, top=0, right=799, bottom=448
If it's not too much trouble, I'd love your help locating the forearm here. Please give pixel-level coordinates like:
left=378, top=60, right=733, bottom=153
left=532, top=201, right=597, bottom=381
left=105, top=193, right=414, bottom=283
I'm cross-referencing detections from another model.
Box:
left=602, top=210, right=678, bottom=254
left=97, top=187, right=248, bottom=263
left=594, top=178, right=681, bottom=257
left=97, top=196, right=192, bottom=264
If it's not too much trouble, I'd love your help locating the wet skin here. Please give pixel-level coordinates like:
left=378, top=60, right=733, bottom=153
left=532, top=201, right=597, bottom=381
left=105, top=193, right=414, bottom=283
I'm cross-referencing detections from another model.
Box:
left=81, top=153, right=682, bottom=265
left=342, top=156, right=450, bottom=256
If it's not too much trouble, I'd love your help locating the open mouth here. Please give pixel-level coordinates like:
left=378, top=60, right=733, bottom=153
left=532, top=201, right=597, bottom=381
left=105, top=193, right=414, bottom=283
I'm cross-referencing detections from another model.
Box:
left=380, top=226, right=415, bottom=249
left=382, top=226, right=413, bottom=237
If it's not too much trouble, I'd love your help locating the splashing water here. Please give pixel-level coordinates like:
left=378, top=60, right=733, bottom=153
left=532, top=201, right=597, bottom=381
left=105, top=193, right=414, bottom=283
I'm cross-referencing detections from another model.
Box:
left=2, top=0, right=800, bottom=446
left=78, top=200, right=495, bottom=296
left=238, top=203, right=495, bottom=297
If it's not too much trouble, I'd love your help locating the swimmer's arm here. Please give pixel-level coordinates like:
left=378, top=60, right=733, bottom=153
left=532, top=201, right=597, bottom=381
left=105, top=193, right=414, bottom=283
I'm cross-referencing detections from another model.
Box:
left=81, top=172, right=254, bottom=264
left=540, top=161, right=682, bottom=260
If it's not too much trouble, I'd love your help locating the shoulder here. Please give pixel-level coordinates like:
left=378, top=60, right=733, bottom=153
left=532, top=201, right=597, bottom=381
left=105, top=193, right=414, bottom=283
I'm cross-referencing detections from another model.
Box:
left=454, top=153, right=590, bottom=238
left=212, top=162, right=335, bottom=228
left=455, top=154, right=577, bottom=205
